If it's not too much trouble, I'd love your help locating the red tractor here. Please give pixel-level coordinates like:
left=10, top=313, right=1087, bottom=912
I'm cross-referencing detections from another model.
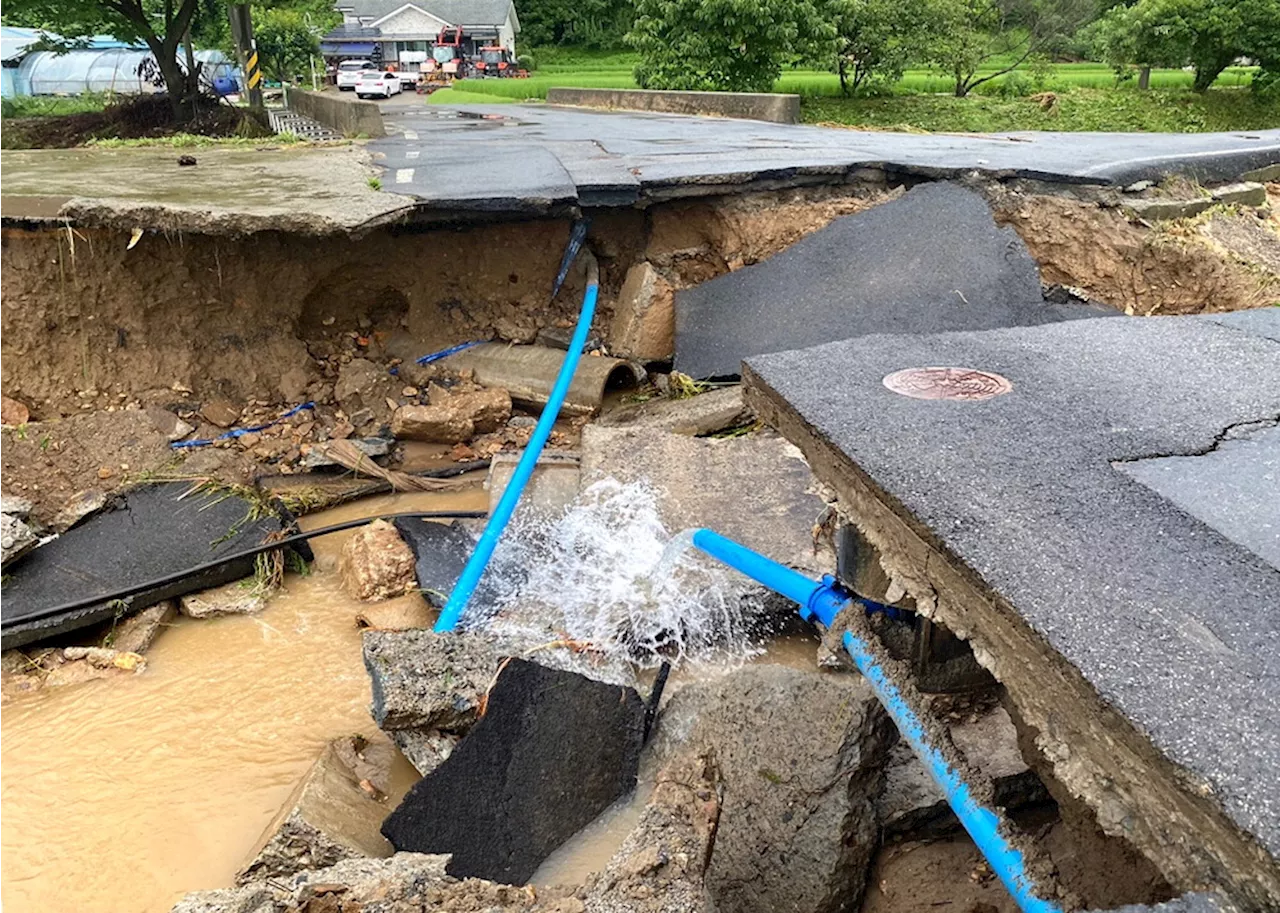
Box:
left=474, top=45, right=525, bottom=78
left=430, top=27, right=472, bottom=79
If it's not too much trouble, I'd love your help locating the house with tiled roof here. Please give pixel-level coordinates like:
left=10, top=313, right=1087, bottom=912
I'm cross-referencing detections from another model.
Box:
left=320, top=0, right=519, bottom=65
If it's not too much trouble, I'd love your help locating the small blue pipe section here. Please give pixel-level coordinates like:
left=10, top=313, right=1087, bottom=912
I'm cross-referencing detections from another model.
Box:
left=434, top=265, right=599, bottom=633
left=688, top=528, right=1061, bottom=913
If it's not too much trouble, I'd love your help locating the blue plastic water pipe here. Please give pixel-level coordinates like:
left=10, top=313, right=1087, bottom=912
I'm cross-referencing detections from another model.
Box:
left=689, top=528, right=1062, bottom=913
left=434, top=247, right=599, bottom=633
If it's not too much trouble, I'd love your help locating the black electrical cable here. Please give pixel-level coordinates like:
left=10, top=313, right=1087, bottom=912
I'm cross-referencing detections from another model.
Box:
left=2, top=510, right=488, bottom=632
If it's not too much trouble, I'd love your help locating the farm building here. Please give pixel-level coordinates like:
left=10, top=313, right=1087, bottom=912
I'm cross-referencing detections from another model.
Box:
left=321, top=0, right=519, bottom=66
left=1, top=26, right=241, bottom=98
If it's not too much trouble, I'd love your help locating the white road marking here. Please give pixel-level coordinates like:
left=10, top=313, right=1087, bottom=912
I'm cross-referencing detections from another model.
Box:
left=403, top=130, right=418, bottom=140
left=396, top=168, right=414, bottom=184
left=407, top=150, right=420, bottom=159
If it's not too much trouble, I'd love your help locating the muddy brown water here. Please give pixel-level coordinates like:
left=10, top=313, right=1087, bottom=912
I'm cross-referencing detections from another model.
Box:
left=0, top=489, right=486, bottom=913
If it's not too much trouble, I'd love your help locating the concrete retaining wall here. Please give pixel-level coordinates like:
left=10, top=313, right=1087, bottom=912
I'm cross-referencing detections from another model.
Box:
left=546, top=87, right=800, bottom=125
left=284, top=87, right=385, bottom=138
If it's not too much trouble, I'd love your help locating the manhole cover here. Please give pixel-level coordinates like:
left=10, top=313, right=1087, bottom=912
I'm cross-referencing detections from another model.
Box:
left=882, top=367, right=1012, bottom=401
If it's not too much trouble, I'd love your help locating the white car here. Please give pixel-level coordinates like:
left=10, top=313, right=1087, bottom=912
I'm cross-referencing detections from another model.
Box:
left=355, top=70, right=403, bottom=99
left=336, top=59, right=373, bottom=91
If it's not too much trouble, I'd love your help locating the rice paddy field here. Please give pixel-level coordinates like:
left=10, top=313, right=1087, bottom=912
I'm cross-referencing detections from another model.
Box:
left=426, top=49, right=1278, bottom=132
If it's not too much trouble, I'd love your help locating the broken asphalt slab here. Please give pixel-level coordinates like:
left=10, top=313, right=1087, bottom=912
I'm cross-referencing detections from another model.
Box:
left=0, top=145, right=414, bottom=235
left=373, top=104, right=1280, bottom=210
left=675, top=181, right=1113, bottom=378
left=381, top=657, right=646, bottom=884
left=743, top=313, right=1280, bottom=905
left=0, top=482, right=309, bottom=650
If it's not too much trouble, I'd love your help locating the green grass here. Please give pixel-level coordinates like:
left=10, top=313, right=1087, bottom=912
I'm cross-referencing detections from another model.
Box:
left=455, top=51, right=1260, bottom=102
left=802, top=87, right=1280, bottom=133
left=1, top=92, right=113, bottom=119
left=426, top=87, right=517, bottom=104
left=83, top=131, right=310, bottom=148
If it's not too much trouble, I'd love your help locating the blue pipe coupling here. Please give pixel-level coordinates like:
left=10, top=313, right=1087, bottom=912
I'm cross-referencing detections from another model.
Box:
left=688, top=527, right=1061, bottom=913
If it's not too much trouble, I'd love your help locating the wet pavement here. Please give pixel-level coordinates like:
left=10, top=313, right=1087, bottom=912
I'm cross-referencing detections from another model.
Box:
left=372, top=101, right=1280, bottom=210
left=745, top=312, right=1280, bottom=903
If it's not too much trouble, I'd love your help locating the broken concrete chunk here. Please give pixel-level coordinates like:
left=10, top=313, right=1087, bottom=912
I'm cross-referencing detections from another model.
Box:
left=169, top=885, right=275, bottom=913
left=598, top=386, right=752, bottom=436
left=649, top=664, right=893, bottom=913
left=1, top=512, right=37, bottom=567
left=237, top=735, right=395, bottom=884
left=0, top=495, right=33, bottom=519
left=584, top=750, right=721, bottom=913
left=391, top=403, right=474, bottom=443
left=200, top=398, right=242, bottom=428
left=488, top=451, right=581, bottom=520
left=609, top=262, right=676, bottom=362
left=381, top=658, right=646, bottom=884
left=390, top=728, right=460, bottom=777
left=300, top=436, right=392, bottom=469
left=1210, top=182, right=1267, bottom=207
left=108, top=601, right=177, bottom=654
left=362, top=628, right=501, bottom=731
left=179, top=580, right=267, bottom=619
left=878, top=705, right=1047, bottom=839
left=339, top=519, right=417, bottom=602
left=51, top=488, right=109, bottom=532
left=581, top=424, right=828, bottom=576
left=145, top=406, right=195, bottom=442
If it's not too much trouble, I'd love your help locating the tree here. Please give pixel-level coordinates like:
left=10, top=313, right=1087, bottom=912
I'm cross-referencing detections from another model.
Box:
left=252, top=6, right=320, bottom=83
left=927, top=0, right=1094, bottom=96
left=5, top=0, right=209, bottom=116
left=1089, top=0, right=1280, bottom=92
left=828, top=0, right=948, bottom=95
left=517, top=0, right=635, bottom=48
left=627, top=0, right=835, bottom=92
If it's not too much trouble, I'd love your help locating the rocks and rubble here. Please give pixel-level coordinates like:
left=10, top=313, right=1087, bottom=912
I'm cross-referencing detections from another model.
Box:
left=0, top=513, right=37, bottom=567
left=608, top=262, right=677, bottom=363
left=597, top=386, right=752, bottom=437
left=648, top=664, right=895, bottom=913
left=237, top=735, right=396, bottom=884
left=339, top=519, right=417, bottom=602
left=390, top=387, right=512, bottom=444
left=109, top=601, right=178, bottom=654
left=363, top=628, right=500, bottom=733
left=180, top=580, right=269, bottom=619
left=581, top=749, right=722, bottom=913
left=877, top=704, right=1047, bottom=839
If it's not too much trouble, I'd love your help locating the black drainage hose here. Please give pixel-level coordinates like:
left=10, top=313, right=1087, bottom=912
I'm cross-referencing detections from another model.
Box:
left=1, top=510, right=488, bottom=633
left=643, top=660, right=672, bottom=742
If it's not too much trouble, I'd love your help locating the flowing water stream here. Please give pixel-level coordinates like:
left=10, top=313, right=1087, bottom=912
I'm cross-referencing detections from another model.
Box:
left=2, top=479, right=813, bottom=912
left=0, top=489, right=486, bottom=913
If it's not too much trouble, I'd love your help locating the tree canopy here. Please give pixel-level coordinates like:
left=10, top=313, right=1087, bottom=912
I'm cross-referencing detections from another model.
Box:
left=628, top=0, right=834, bottom=92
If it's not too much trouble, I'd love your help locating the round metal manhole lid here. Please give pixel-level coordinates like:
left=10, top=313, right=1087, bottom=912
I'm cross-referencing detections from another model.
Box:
left=882, top=367, right=1013, bottom=402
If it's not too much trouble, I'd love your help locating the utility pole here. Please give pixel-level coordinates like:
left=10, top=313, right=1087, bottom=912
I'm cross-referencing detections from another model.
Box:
left=228, top=4, right=263, bottom=108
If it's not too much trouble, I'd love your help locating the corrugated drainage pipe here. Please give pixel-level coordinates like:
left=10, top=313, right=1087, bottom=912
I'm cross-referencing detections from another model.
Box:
left=689, top=528, right=1062, bottom=913
left=434, top=251, right=601, bottom=633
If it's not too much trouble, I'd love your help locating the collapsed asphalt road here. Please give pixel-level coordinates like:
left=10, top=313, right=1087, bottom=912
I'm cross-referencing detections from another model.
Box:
left=371, top=102, right=1280, bottom=210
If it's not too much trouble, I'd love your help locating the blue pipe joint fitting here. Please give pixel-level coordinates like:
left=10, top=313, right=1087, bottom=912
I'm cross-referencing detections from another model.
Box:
left=801, top=575, right=852, bottom=628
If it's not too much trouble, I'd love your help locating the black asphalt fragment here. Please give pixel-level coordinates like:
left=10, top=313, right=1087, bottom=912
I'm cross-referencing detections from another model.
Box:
left=674, top=182, right=1111, bottom=379
left=381, top=657, right=646, bottom=884
left=0, top=482, right=307, bottom=650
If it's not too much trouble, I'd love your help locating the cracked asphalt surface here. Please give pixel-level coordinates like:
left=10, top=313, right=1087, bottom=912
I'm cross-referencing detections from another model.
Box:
left=371, top=101, right=1280, bottom=210
left=746, top=313, right=1280, bottom=865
